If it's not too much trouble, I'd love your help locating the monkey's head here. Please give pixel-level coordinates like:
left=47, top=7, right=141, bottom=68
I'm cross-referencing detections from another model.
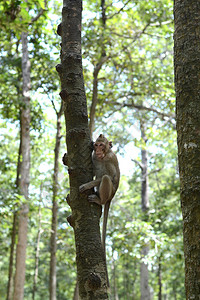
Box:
left=94, top=134, right=112, bottom=159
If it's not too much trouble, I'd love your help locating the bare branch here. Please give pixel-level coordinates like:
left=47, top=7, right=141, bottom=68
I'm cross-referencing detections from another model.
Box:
left=107, top=0, right=132, bottom=20
left=30, top=0, right=47, bottom=24
left=147, top=168, right=162, bottom=176
left=132, top=159, right=144, bottom=170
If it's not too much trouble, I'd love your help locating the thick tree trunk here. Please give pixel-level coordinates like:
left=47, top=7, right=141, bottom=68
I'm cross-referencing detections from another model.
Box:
left=174, top=1, right=200, bottom=299
left=13, top=31, right=31, bottom=300
left=140, top=122, right=150, bottom=300
left=49, top=102, right=63, bottom=300
left=56, top=1, right=109, bottom=299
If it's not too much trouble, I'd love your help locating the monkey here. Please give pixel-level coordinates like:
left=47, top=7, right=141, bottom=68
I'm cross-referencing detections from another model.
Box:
left=79, top=134, right=120, bottom=255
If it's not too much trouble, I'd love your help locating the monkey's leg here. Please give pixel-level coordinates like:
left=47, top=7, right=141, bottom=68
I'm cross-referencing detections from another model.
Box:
left=99, top=175, right=113, bottom=204
left=88, top=194, right=101, bottom=205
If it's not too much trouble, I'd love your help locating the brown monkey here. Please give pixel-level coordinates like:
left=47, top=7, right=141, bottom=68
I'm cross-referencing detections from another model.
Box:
left=79, top=134, right=120, bottom=254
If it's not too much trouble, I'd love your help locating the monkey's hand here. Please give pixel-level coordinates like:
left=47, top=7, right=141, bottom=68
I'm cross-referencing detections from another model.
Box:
left=79, top=183, right=88, bottom=193
left=79, top=179, right=101, bottom=193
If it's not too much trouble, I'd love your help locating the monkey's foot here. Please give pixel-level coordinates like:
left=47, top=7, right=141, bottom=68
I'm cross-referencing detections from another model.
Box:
left=88, top=194, right=101, bottom=205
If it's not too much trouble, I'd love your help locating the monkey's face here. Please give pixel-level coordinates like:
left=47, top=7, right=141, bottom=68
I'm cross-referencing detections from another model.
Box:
left=94, top=142, right=107, bottom=159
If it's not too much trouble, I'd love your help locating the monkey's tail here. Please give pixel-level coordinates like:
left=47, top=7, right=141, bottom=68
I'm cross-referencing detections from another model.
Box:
left=102, top=201, right=110, bottom=253
left=102, top=201, right=111, bottom=287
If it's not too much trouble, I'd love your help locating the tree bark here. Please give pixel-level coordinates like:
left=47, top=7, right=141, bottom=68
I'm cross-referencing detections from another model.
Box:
left=174, top=1, right=200, bottom=299
left=49, top=102, right=63, bottom=300
left=57, top=1, right=109, bottom=299
left=13, top=31, right=31, bottom=300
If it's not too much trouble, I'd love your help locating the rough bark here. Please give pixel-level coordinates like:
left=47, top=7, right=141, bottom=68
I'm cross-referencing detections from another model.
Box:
left=57, top=1, right=109, bottom=299
left=140, top=122, right=150, bottom=300
left=174, top=1, right=200, bottom=299
left=49, top=102, right=63, bottom=300
left=13, top=31, right=31, bottom=300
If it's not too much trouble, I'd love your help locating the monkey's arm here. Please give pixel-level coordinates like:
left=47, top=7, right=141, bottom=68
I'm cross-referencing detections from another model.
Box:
left=79, top=178, right=101, bottom=193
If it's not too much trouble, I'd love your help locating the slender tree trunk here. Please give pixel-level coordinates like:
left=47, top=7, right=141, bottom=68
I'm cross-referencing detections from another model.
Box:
left=158, top=256, right=162, bottom=300
left=7, top=212, right=17, bottom=300
left=88, top=0, right=107, bottom=138
left=7, top=50, right=22, bottom=300
left=49, top=102, right=63, bottom=300
left=13, top=31, right=31, bottom=300
left=111, top=249, right=119, bottom=300
left=56, top=1, right=109, bottom=298
left=140, top=121, right=150, bottom=300
left=73, top=281, right=79, bottom=300
left=32, top=191, right=43, bottom=300
left=174, top=1, right=200, bottom=299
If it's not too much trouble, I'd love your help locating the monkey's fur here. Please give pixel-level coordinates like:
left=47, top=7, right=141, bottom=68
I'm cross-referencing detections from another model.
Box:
left=79, top=134, right=120, bottom=258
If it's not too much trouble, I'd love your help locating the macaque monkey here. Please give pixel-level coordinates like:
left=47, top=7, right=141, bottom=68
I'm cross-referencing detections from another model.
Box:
left=79, top=134, right=120, bottom=254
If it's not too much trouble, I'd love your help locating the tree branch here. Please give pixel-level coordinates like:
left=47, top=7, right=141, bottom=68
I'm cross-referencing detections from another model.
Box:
left=29, top=0, right=47, bottom=24
left=132, top=159, right=144, bottom=170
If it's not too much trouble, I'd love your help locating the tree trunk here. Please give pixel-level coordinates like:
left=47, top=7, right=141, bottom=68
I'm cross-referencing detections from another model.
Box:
left=56, top=1, right=109, bottom=299
left=49, top=102, right=63, bottom=300
left=174, top=1, right=200, bottom=299
left=7, top=51, right=22, bottom=300
left=73, top=281, right=79, bottom=300
left=7, top=212, right=17, bottom=300
left=32, top=202, right=42, bottom=300
left=111, top=249, right=119, bottom=300
left=88, top=0, right=107, bottom=138
left=13, top=31, right=31, bottom=300
left=140, top=121, right=150, bottom=300
left=158, top=256, right=162, bottom=300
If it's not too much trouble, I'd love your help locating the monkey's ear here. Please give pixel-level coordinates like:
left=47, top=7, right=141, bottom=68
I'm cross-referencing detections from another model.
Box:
left=109, top=141, right=113, bottom=148
left=91, top=141, right=95, bottom=150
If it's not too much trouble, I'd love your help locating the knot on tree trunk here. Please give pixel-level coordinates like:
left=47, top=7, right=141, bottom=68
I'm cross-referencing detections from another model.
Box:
left=62, top=152, right=69, bottom=166
left=57, top=23, right=62, bottom=36
left=87, top=272, right=101, bottom=291
left=59, top=89, right=68, bottom=100
left=67, top=215, right=75, bottom=228
left=66, top=194, right=71, bottom=206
